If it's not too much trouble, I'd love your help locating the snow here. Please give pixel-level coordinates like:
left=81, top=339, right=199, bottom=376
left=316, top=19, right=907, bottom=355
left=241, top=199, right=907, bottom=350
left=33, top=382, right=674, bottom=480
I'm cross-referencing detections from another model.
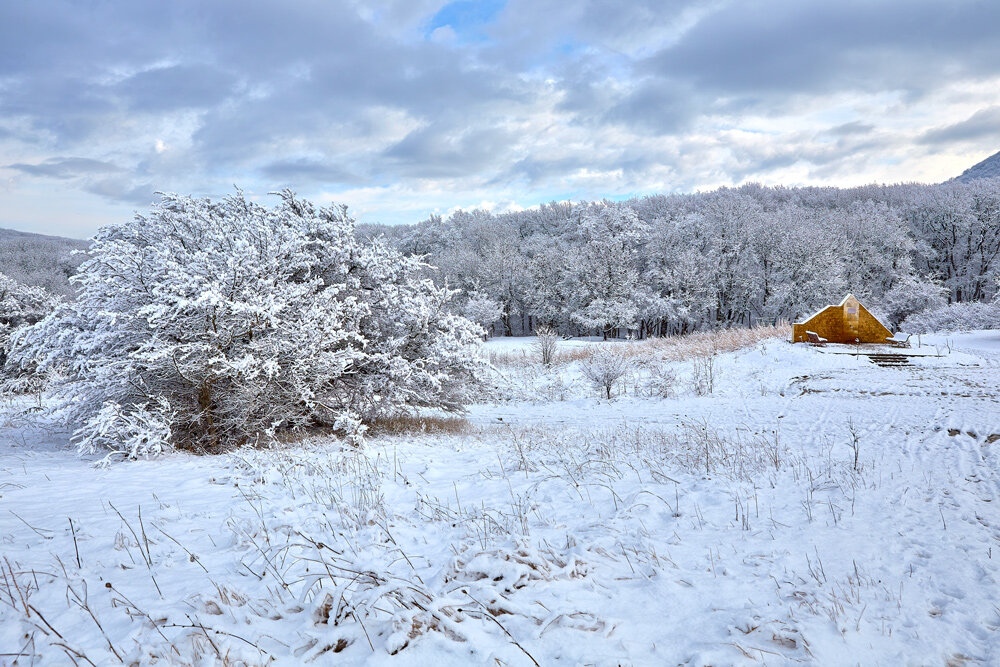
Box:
left=2, top=333, right=999, bottom=664
left=483, top=335, right=603, bottom=352
left=922, top=330, right=1000, bottom=359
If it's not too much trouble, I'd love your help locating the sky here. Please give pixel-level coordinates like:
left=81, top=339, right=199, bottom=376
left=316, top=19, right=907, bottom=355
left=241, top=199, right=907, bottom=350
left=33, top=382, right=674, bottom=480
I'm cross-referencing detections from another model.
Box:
left=2, top=0, right=1000, bottom=238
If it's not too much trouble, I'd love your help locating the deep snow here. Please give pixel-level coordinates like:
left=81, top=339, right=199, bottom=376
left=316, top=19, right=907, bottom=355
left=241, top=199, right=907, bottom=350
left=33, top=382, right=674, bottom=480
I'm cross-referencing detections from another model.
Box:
left=1, top=334, right=998, bottom=665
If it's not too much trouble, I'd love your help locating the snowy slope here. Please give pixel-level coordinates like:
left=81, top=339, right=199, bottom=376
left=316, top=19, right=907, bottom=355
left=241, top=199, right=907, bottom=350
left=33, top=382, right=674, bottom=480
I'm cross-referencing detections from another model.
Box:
left=1, top=336, right=999, bottom=665
left=955, top=150, right=1000, bottom=182
left=0, top=227, right=87, bottom=297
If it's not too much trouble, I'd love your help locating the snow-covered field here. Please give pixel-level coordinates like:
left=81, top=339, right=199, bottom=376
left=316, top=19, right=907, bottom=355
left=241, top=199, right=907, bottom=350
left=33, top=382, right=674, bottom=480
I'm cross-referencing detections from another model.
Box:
left=2, top=332, right=999, bottom=665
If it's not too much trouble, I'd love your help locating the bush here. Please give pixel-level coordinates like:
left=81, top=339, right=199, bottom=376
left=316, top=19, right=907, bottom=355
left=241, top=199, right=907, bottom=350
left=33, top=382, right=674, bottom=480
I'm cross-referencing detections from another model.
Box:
left=644, top=362, right=678, bottom=398
left=462, top=291, right=503, bottom=334
left=12, top=191, right=485, bottom=459
left=580, top=346, right=632, bottom=399
left=881, top=277, right=948, bottom=330
left=532, top=325, right=559, bottom=365
left=689, top=354, right=717, bottom=395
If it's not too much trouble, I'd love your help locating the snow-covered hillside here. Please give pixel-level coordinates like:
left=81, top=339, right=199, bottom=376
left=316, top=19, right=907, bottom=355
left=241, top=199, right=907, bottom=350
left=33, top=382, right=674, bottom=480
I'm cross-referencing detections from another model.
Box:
left=956, top=150, right=1000, bottom=182
left=0, top=227, right=85, bottom=298
left=1, top=333, right=999, bottom=665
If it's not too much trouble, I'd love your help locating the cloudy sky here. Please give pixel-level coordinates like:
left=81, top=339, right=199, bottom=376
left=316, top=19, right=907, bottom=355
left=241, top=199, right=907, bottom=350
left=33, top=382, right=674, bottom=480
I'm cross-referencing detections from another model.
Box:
left=2, top=0, right=999, bottom=238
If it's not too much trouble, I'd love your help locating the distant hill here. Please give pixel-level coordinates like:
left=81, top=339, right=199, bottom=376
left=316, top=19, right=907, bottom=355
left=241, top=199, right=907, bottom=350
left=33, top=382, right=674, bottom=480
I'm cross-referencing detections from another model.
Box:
left=955, top=150, right=1000, bottom=183
left=0, top=228, right=89, bottom=298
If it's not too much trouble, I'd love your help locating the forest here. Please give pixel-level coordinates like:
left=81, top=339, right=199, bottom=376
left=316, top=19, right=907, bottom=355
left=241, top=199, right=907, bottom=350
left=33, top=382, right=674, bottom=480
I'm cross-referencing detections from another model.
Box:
left=362, top=178, right=1000, bottom=338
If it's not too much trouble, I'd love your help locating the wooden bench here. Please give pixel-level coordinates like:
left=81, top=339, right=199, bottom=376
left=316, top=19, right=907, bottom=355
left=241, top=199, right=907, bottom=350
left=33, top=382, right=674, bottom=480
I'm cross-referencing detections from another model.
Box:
left=806, top=331, right=827, bottom=347
left=886, top=332, right=912, bottom=348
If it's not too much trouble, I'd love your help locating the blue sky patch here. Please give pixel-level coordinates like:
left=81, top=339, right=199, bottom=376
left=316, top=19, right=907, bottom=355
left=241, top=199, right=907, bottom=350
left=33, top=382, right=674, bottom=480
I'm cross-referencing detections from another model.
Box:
left=426, top=0, right=506, bottom=43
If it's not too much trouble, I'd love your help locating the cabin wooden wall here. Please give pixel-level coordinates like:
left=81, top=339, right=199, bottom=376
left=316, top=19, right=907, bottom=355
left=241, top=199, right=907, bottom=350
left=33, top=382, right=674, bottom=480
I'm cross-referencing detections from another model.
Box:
left=792, top=295, right=892, bottom=344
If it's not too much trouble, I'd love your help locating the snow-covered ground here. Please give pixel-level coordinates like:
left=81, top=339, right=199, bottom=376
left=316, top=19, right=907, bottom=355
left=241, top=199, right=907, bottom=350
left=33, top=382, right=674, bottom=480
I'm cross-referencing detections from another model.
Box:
left=2, top=333, right=999, bottom=665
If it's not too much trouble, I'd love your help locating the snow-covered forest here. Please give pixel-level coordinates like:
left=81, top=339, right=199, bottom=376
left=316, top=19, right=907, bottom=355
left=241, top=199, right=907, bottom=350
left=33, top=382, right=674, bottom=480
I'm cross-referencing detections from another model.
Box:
left=365, top=179, right=1000, bottom=338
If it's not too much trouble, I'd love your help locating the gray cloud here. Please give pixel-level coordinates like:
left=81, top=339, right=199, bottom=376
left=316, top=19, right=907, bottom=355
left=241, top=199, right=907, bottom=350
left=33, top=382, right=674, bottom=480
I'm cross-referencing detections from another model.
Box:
left=496, top=155, right=589, bottom=187
left=827, top=122, right=875, bottom=137
left=7, top=156, right=153, bottom=206
left=644, top=0, right=1000, bottom=95
left=384, top=122, right=516, bottom=177
left=115, top=65, right=239, bottom=112
left=1, top=76, right=118, bottom=143
left=920, top=107, right=1000, bottom=145
left=82, top=178, right=157, bottom=206
left=603, top=79, right=697, bottom=135
left=8, top=157, right=122, bottom=179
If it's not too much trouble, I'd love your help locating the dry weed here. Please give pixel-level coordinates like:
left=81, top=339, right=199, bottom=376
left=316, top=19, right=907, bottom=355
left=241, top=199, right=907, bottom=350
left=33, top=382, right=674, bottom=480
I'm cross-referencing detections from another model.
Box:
left=367, top=414, right=472, bottom=436
left=643, top=323, right=791, bottom=361
left=488, top=323, right=790, bottom=369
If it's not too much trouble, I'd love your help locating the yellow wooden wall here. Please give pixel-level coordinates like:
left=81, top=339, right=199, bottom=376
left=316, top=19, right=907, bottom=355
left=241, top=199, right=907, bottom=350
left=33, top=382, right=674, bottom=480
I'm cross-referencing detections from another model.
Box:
left=792, top=294, right=892, bottom=344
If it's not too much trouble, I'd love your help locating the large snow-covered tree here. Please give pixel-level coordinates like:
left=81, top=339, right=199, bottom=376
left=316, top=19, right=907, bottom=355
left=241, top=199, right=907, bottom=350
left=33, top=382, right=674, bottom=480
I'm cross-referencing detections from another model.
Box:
left=906, top=181, right=1000, bottom=304
left=12, top=191, right=485, bottom=459
left=882, top=276, right=948, bottom=330
left=570, top=205, right=648, bottom=339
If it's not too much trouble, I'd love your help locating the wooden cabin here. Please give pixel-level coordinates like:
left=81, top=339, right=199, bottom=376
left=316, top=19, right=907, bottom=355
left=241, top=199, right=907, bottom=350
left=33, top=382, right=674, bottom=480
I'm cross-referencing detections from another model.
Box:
left=792, top=294, right=892, bottom=344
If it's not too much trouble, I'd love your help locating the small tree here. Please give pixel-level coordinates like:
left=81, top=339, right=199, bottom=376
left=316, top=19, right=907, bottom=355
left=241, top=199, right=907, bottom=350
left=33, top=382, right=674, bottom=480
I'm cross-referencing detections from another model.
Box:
left=13, top=191, right=485, bottom=460
left=580, top=345, right=632, bottom=399
left=532, top=324, right=559, bottom=365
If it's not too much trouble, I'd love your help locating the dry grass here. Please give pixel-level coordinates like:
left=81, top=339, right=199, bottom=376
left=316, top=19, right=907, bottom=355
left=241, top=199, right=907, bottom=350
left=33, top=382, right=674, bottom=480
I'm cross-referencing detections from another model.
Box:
left=367, top=414, right=472, bottom=436
left=487, top=348, right=587, bottom=368
left=488, top=323, right=791, bottom=368
left=642, top=323, right=791, bottom=361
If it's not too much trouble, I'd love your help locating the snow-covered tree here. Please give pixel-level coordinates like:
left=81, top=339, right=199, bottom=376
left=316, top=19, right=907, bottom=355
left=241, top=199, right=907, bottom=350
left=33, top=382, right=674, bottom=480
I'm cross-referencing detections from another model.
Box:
left=901, top=300, right=1000, bottom=334
left=461, top=291, right=503, bottom=334
left=882, top=277, right=948, bottom=330
left=580, top=346, right=633, bottom=399
left=12, top=191, right=485, bottom=459
left=0, top=273, right=59, bottom=390
left=906, top=181, right=1000, bottom=303
left=570, top=205, right=648, bottom=339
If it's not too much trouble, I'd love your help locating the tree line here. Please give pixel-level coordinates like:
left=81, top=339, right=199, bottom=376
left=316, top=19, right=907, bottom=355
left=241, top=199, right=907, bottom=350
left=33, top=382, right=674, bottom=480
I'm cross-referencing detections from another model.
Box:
left=361, top=179, right=1000, bottom=338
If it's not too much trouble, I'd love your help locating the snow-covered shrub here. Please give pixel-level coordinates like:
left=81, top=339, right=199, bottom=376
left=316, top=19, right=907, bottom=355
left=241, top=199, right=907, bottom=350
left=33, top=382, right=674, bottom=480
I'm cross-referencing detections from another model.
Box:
left=12, top=191, right=485, bottom=458
left=0, top=273, right=58, bottom=392
left=0, top=273, right=56, bottom=361
left=580, top=346, right=633, bottom=399
left=532, top=324, right=558, bottom=365
left=532, top=366, right=574, bottom=401
left=901, top=300, right=1000, bottom=333
left=689, top=354, right=717, bottom=395
left=644, top=362, right=678, bottom=398
left=75, top=398, right=173, bottom=464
